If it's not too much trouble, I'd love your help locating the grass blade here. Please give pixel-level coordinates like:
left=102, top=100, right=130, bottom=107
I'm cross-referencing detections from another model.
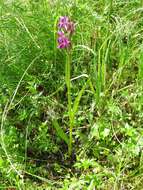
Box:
left=71, top=81, right=87, bottom=120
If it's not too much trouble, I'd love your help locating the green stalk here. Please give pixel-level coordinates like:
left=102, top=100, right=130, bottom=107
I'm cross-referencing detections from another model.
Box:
left=65, top=50, right=73, bottom=156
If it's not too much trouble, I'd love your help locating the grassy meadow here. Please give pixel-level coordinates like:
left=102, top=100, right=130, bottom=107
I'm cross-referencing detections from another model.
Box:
left=0, top=0, right=143, bottom=189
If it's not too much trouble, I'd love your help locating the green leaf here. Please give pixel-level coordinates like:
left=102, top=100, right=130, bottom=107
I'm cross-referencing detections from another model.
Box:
left=52, top=119, right=69, bottom=145
left=71, top=81, right=87, bottom=121
left=0, top=158, right=3, bottom=168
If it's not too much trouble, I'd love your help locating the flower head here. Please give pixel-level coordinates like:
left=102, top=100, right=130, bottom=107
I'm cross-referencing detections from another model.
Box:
left=57, top=16, right=75, bottom=49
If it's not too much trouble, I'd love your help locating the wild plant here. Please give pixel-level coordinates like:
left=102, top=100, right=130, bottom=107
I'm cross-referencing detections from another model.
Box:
left=55, top=16, right=89, bottom=156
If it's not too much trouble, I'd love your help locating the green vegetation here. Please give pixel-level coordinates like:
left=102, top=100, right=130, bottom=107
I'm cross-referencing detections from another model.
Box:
left=0, top=0, right=143, bottom=189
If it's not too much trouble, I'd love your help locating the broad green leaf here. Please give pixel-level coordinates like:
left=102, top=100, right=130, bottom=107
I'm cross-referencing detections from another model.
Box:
left=52, top=119, right=69, bottom=145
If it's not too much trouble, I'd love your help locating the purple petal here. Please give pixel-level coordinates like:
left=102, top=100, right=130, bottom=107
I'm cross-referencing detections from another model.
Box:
left=57, top=31, right=64, bottom=37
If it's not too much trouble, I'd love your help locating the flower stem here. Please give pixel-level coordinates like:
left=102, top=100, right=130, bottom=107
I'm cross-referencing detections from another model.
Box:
left=65, top=50, right=73, bottom=156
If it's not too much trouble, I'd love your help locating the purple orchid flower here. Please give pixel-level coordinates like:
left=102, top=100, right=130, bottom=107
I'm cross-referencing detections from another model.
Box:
left=57, top=31, right=65, bottom=37
left=57, top=31, right=70, bottom=49
left=58, top=16, right=75, bottom=34
left=58, top=16, right=69, bottom=30
left=57, top=16, right=75, bottom=49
